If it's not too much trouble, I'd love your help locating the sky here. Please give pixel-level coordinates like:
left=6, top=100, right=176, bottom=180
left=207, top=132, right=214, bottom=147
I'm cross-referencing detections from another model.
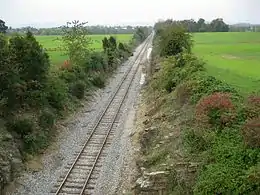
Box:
left=1, top=0, right=260, bottom=28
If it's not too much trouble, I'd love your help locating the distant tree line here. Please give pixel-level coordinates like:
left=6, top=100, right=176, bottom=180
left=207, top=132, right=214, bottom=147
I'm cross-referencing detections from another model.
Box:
left=155, top=18, right=230, bottom=33
left=5, top=22, right=153, bottom=36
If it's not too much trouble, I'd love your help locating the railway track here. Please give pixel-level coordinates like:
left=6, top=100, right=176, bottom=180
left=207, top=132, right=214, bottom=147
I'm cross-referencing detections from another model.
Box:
left=51, top=35, right=152, bottom=195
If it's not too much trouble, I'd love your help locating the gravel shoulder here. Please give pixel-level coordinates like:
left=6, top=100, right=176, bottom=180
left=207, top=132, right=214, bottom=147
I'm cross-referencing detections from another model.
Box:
left=5, top=43, right=146, bottom=195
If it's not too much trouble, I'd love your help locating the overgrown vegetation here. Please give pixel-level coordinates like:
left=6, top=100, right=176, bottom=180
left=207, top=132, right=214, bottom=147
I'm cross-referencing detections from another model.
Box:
left=0, top=20, right=149, bottom=190
left=138, top=20, right=260, bottom=194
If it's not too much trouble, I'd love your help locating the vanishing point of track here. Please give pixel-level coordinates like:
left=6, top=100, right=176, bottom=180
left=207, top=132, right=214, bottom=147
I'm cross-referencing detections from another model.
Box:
left=51, top=35, right=152, bottom=195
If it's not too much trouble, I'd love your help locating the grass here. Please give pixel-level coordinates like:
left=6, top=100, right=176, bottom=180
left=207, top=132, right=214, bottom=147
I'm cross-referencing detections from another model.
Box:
left=193, top=32, right=260, bottom=95
left=36, top=34, right=133, bottom=65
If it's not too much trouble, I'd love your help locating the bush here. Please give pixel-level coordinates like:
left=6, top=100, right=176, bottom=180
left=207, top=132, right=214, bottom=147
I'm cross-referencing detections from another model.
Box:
left=183, top=129, right=210, bottom=153
left=70, top=81, right=86, bottom=99
left=7, top=118, right=34, bottom=139
left=44, top=75, right=69, bottom=110
left=244, top=95, right=260, bottom=120
left=195, top=92, right=236, bottom=128
left=90, top=73, right=106, bottom=88
left=194, top=129, right=260, bottom=194
left=23, top=131, right=49, bottom=154
left=39, top=108, right=56, bottom=129
left=88, top=51, right=106, bottom=71
left=159, top=26, right=193, bottom=57
left=188, top=73, right=240, bottom=104
left=152, top=53, right=205, bottom=93
left=242, top=118, right=260, bottom=148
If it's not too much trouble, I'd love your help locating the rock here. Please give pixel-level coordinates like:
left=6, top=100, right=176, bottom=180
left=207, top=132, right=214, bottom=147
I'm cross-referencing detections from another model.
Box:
left=129, top=131, right=136, bottom=137
left=159, top=141, right=165, bottom=144
left=164, top=136, right=169, bottom=139
left=143, top=119, right=150, bottom=125
left=169, top=133, right=174, bottom=137
left=155, top=144, right=160, bottom=149
left=135, top=171, right=169, bottom=193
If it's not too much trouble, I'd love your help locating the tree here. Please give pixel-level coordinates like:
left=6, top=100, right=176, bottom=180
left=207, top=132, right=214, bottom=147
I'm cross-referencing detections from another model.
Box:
left=0, top=19, right=8, bottom=34
left=108, top=36, right=117, bottom=51
left=60, top=20, right=92, bottom=67
left=102, top=37, right=109, bottom=51
left=197, top=18, right=207, bottom=32
left=210, top=18, right=229, bottom=32
left=159, top=26, right=193, bottom=57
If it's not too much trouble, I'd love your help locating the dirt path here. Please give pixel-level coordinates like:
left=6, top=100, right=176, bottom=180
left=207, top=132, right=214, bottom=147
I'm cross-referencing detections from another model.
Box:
left=5, top=39, right=152, bottom=195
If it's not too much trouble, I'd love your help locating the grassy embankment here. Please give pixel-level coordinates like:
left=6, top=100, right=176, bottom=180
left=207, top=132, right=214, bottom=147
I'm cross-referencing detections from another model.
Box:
left=135, top=31, right=260, bottom=194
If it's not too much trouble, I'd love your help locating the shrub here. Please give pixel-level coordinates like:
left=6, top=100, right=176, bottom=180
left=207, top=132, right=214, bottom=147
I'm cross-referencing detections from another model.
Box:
left=23, top=131, right=49, bottom=154
left=88, top=51, right=106, bottom=71
left=39, top=108, right=56, bottom=129
left=9, top=31, right=50, bottom=83
left=7, top=118, right=34, bottom=139
left=44, top=75, right=69, bottom=110
left=183, top=129, right=210, bottom=153
left=90, top=73, right=106, bottom=88
left=189, top=73, right=240, bottom=104
left=159, top=26, right=193, bottom=57
left=244, top=95, right=260, bottom=120
left=242, top=118, right=260, bottom=148
left=153, top=53, right=205, bottom=93
left=195, top=92, right=236, bottom=128
left=194, top=129, right=260, bottom=194
left=70, top=81, right=86, bottom=99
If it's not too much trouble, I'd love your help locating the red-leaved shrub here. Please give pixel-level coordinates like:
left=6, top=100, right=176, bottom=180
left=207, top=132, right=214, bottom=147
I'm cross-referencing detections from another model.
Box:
left=242, top=117, right=260, bottom=148
left=60, top=60, right=71, bottom=70
left=245, top=95, right=260, bottom=120
left=195, top=92, right=236, bottom=128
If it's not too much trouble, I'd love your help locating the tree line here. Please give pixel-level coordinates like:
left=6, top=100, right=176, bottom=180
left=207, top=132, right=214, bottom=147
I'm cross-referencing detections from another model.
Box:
left=155, top=18, right=230, bottom=33
left=0, top=19, right=152, bottom=35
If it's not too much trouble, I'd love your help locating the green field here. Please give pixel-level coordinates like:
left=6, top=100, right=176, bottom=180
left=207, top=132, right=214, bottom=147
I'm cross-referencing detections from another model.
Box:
left=193, top=32, right=260, bottom=94
left=36, top=34, right=133, bottom=65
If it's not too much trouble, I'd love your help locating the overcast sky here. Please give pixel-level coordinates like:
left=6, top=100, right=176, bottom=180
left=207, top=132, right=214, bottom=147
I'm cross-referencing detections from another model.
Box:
left=1, top=0, right=259, bottom=27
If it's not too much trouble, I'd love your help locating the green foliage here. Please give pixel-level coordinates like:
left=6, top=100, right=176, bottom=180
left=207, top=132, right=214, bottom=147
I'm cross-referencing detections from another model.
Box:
left=7, top=118, right=34, bottom=139
left=88, top=51, right=107, bottom=71
left=70, top=81, right=86, bottom=99
left=90, top=73, right=106, bottom=88
left=154, top=18, right=229, bottom=33
left=60, top=20, right=91, bottom=66
left=0, top=19, right=8, bottom=34
left=183, top=129, right=210, bottom=153
left=150, top=24, right=260, bottom=194
left=102, top=36, right=119, bottom=67
left=9, top=31, right=50, bottom=83
left=44, top=74, right=69, bottom=110
left=159, top=26, right=193, bottom=57
left=194, top=129, right=260, bottom=194
left=152, top=53, right=204, bottom=93
left=132, top=27, right=150, bottom=45
left=39, top=108, right=55, bottom=129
